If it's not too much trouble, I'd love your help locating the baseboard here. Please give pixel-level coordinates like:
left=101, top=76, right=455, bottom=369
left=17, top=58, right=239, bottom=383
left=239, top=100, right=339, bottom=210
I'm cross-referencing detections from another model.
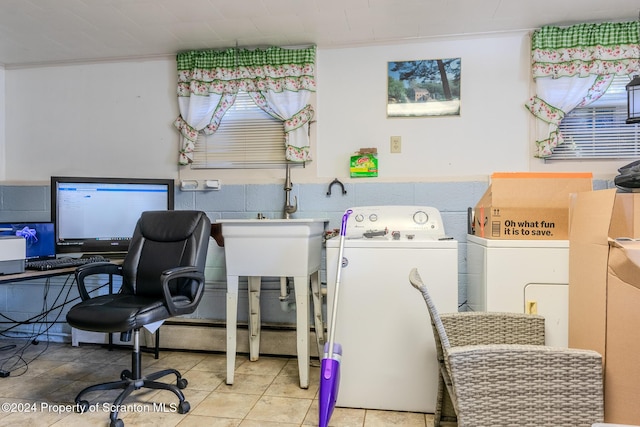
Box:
left=73, top=319, right=322, bottom=358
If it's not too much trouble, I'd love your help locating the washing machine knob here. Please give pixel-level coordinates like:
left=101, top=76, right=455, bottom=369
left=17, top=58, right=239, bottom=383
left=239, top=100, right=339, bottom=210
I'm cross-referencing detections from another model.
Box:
left=355, top=214, right=364, bottom=222
left=413, top=210, right=429, bottom=225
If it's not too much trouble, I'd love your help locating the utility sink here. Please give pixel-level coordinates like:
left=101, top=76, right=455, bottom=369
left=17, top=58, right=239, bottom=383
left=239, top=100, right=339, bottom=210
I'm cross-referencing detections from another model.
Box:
left=218, top=218, right=327, bottom=277
left=217, top=218, right=328, bottom=389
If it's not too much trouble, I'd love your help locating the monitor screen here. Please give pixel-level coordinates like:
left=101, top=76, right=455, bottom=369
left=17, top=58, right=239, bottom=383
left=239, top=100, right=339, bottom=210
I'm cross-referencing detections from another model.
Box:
left=0, top=222, right=56, bottom=260
left=51, top=176, right=175, bottom=255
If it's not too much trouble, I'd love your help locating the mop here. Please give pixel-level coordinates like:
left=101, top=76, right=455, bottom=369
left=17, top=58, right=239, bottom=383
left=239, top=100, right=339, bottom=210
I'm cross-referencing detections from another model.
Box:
left=318, top=209, right=352, bottom=427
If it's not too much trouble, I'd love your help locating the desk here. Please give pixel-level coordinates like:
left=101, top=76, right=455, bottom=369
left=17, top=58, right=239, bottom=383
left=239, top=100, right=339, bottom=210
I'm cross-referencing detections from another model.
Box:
left=0, top=261, right=160, bottom=357
left=0, top=266, right=80, bottom=284
left=0, top=256, right=125, bottom=284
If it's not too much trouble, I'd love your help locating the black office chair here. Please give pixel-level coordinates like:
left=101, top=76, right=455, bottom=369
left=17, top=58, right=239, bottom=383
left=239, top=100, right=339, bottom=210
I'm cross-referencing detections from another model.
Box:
left=66, top=210, right=211, bottom=427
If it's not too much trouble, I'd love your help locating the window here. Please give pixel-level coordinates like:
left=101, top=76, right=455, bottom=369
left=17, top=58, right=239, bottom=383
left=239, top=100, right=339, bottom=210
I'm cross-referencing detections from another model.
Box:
left=190, top=91, right=286, bottom=169
left=550, top=75, right=640, bottom=160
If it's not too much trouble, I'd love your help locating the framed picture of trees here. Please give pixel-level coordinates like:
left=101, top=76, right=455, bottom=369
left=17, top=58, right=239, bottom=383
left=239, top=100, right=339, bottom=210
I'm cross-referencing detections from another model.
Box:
left=387, top=58, right=461, bottom=117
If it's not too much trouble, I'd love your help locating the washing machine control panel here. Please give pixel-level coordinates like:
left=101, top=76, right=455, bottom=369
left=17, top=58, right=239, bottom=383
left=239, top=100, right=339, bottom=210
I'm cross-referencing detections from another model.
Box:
left=345, top=206, right=447, bottom=240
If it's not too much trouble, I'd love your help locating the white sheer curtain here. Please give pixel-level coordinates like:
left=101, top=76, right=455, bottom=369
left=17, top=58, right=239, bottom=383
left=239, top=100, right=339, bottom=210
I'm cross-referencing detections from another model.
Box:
left=527, top=75, right=610, bottom=157
left=248, top=90, right=314, bottom=162
left=174, top=93, right=238, bottom=165
left=525, top=22, right=640, bottom=158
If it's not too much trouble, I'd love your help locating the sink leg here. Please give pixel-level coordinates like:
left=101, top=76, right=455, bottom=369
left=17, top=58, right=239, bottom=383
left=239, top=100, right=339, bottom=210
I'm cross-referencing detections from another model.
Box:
left=310, top=270, right=325, bottom=359
left=293, top=275, right=310, bottom=389
left=248, top=276, right=262, bottom=361
left=226, top=275, right=239, bottom=385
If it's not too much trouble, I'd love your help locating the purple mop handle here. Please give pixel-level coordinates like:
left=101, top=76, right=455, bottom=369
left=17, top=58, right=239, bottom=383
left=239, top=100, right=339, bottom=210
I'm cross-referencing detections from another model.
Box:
left=340, top=209, right=352, bottom=236
left=327, top=209, right=352, bottom=359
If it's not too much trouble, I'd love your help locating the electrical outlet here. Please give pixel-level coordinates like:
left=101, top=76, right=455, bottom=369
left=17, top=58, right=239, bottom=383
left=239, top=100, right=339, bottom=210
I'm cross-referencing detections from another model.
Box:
left=390, top=136, right=401, bottom=153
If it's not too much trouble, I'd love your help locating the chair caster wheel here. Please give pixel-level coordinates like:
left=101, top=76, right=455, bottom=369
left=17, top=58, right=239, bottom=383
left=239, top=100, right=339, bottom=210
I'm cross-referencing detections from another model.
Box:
left=76, top=400, right=90, bottom=413
left=178, top=401, right=190, bottom=414
left=120, top=370, right=132, bottom=380
left=110, top=419, right=124, bottom=427
left=177, top=378, right=188, bottom=389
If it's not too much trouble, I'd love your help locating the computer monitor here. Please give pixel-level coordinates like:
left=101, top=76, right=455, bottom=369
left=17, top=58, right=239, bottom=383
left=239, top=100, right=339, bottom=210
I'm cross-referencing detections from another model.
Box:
left=51, top=176, right=174, bottom=255
left=0, top=222, right=56, bottom=260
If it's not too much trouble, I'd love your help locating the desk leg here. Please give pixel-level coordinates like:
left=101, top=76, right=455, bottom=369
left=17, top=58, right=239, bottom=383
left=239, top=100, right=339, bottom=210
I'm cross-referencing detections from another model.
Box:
left=293, top=275, right=310, bottom=389
left=226, top=275, right=239, bottom=385
left=310, top=270, right=324, bottom=359
left=248, top=276, right=261, bottom=362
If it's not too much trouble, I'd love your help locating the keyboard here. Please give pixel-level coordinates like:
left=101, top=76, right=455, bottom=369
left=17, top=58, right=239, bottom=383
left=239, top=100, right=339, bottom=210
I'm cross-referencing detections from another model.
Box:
left=25, top=255, right=110, bottom=271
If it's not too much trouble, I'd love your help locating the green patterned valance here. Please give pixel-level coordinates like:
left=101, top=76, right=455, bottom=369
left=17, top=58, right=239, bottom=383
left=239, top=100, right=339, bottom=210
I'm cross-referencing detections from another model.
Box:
left=177, top=46, right=316, bottom=70
left=177, top=46, right=316, bottom=95
left=531, top=21, right=640, bottom=78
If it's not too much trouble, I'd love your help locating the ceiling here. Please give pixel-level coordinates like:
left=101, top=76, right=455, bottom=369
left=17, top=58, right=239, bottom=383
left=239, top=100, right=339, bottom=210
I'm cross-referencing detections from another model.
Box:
left=0, top=0, right=638, bottom=68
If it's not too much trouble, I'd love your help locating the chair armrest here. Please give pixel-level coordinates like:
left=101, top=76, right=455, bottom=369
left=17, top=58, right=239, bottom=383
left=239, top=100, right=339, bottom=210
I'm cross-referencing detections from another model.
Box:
left=447, top=344, right=603, bottom=425
left=160, top=266, right=205, bottom=317
left=74, top=262, right=122, bottom=301
left=441, top=312, right=545, bottom=346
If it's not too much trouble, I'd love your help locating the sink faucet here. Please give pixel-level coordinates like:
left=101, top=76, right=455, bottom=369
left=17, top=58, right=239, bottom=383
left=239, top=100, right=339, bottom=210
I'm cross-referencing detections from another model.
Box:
left=284, top=163, right=298, bottom=219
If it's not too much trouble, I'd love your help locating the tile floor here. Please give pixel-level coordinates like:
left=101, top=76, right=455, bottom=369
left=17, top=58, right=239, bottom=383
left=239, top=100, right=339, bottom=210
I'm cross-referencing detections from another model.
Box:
left=0, top=339, right=436, bottom=426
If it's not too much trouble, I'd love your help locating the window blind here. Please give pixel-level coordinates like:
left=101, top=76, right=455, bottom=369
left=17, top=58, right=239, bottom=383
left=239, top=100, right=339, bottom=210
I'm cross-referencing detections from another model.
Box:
left=191, top=91, right=286, bottom=169
left=550, top=75, right=640, bottom=160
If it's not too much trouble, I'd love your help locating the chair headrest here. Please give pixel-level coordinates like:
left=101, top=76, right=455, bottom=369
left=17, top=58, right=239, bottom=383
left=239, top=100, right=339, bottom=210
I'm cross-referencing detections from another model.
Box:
left=138, top=211, right=208, bottom=242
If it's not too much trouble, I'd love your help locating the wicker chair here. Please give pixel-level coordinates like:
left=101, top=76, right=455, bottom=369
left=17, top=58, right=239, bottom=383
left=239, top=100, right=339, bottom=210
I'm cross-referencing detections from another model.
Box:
left=408, top=268, right=604, bottom=427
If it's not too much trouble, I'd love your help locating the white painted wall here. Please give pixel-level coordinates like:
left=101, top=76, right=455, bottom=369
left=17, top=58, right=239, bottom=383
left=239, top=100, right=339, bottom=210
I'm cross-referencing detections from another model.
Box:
left=0, top=65, right=5, bottom=181
left=317, top=32, right=532, bottom=181
left=5, top=58, right=178, bottom=183
left=2, top=32, right=627, bottom=184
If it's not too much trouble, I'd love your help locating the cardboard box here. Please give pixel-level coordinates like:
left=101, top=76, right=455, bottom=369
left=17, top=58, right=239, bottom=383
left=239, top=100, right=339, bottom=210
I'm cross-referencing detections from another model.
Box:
left=472, top=172, right=592, bottom=240
left=569, top=189, right=640, bottom=424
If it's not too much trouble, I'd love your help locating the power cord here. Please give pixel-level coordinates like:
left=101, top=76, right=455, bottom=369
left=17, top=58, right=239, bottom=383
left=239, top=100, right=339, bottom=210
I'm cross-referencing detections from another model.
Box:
left=0, top=276, right=111, bottom=378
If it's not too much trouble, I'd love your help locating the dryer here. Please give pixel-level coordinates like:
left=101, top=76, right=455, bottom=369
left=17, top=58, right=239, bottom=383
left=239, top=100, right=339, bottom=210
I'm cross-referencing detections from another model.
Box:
left=466, top=234, right=569, bottom=347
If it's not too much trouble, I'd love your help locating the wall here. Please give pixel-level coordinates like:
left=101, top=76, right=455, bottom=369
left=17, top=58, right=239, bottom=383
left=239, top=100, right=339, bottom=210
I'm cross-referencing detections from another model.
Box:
left=0, top=65, right=5, bottom=180
left=0, top=31, right=623, bottom=342
left=4, top=31, right=628, bottom=184
left=4, top=58, right=178, bottom=182
left=316, top=33, right=532, bottom=180
left=0, top=179, right=486, bottom=342
left=0, top=177, right=614, bottom=343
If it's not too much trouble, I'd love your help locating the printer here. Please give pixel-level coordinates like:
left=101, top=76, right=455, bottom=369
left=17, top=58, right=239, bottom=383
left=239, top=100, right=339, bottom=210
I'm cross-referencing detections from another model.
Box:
left=0, top=236, right=26, bottom=274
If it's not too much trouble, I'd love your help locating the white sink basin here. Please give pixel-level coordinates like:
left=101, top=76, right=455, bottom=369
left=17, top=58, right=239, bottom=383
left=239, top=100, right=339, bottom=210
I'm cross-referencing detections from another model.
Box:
left=219, top=217, right=329, bottom=389
left=218, top=218, right=328, bottom=277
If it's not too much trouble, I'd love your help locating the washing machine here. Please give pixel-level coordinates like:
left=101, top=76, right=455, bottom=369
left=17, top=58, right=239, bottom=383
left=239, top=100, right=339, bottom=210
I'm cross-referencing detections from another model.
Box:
left=466, top=234, right=569, bottom=347
left=325, top=205, right=458, bottom=413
